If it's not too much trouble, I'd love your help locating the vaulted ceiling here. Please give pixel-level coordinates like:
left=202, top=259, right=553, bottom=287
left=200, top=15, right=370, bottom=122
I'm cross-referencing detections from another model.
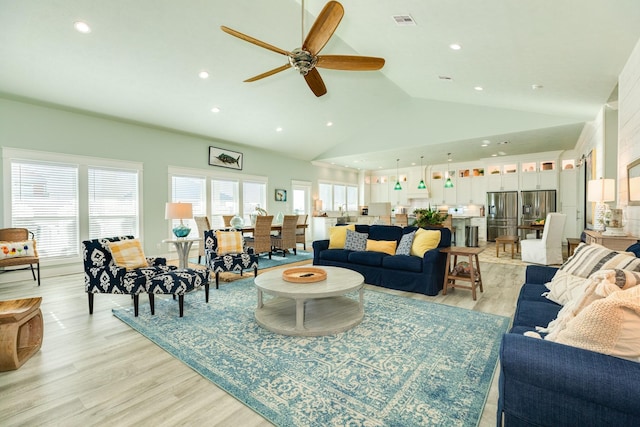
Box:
left=1, top=0, right=639, bottom=170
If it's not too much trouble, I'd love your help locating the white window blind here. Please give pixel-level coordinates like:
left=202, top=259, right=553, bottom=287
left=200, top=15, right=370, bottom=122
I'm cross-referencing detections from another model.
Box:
left=347, top=185, right=358, bottom=212
left=88, top=167, right=139, bottom=239
left=318, top=183, right=332, bottom=212
left=11, top=160, right=79, bottom=258
left=171, top=175, right=206, bottom=238
left=242, top=181, right=266, bottom=224
left=211, top=178, right=239, bottom=229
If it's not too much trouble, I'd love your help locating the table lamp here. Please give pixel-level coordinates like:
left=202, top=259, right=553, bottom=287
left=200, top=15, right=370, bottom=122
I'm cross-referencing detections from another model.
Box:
left=587, top=178, right=614, bottom=231
left=165, top=202, right=193, bottom=238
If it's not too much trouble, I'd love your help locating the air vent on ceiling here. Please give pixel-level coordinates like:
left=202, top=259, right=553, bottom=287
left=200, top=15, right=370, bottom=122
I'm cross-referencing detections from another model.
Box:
left=392, top=15, right=416, bottom=26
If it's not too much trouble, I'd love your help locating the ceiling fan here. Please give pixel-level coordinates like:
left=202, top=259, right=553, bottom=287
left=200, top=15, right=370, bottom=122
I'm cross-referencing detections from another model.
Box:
left=220, top=1, right=385, bottom=97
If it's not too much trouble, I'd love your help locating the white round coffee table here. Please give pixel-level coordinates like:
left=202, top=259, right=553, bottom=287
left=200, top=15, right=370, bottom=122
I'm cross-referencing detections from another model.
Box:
left=254, top=266, right=365, bottom=336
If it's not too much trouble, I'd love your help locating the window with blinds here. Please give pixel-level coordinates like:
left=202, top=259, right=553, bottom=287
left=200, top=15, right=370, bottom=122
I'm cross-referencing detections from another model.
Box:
left=88, top=167, right=139, bottom=239
left=11, top=160, right=79, bottom=258
left=171, top=175, right=206, bottom=238
left=211, top=178, right=239, bottom=229
left=242, top=180, right=266, bottom=223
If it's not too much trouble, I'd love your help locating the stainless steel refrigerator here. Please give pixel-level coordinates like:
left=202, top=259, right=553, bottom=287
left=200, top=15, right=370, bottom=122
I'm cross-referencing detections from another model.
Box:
left=520, top=190, right=557, bottom=232
left=486, top=191, right=518, bottom=241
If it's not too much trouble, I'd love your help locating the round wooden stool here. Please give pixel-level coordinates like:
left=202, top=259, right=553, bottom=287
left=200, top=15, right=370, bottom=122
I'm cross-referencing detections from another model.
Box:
left=0, top=297, right=43, bottom=371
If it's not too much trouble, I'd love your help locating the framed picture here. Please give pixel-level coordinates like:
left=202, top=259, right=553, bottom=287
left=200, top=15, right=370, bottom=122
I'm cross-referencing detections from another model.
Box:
left=209, top=146, right=243, bottom=170
left=275, top=189, right=287, bottom=202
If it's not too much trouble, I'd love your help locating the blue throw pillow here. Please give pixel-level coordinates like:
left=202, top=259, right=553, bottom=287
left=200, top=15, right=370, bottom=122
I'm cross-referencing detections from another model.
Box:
left=344, top=229, right=368, bottom=251
left=396, top=230, right=416, bottom=255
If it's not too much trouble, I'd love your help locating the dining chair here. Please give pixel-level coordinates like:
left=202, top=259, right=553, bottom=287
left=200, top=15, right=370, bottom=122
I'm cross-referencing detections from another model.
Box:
left=520, top=213, right=567, bottom=265
left=193, top=216, right=211, bottom=264
left=222, top=215, right=235, bottom=228
left=0, top=228, right=40, bottom=286
left=245, top=215, right=274, bottom=259
left=272, top=215, right=298, bottom=256
left=295, top=214, right=308, bottom=250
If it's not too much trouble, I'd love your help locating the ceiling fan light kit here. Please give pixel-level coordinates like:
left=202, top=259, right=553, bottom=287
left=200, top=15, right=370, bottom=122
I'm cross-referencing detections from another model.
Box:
left=221, top=1, right=385, bottom=97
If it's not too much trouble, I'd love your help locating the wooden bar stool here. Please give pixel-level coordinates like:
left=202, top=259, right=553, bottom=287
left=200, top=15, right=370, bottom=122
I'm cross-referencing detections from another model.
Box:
left=0, top=297, right=43, bottom=371
left=495, top=235, right=519, bottom=259
left=440, top=247, right=484, bottom=300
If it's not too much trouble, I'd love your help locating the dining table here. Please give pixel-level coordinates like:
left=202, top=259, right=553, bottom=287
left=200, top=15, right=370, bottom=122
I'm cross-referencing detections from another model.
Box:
left=517, top=223, right=545, bottom=239
left=238, top=223, right=308, bottom=235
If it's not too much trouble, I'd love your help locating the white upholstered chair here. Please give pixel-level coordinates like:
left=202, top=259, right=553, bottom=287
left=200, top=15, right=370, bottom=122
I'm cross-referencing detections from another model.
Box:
left=520, top=213, right=566, bottom=265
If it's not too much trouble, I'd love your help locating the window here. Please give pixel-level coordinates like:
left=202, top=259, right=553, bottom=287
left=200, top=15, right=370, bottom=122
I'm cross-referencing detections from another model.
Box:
left=318, top=182, right=358, bottom=213
left=318, top=183, right=332, bottom=212
left=347, top=185, right=358, bottom=212
left=11, top=160, right=79, bottom=258
left=171, top=175, right=206, bottom=238
left=242, top=180, right=267, bottom=224
left=88, top=167, right=139, bottom=239
left=210, top=178, right=239, bottom=228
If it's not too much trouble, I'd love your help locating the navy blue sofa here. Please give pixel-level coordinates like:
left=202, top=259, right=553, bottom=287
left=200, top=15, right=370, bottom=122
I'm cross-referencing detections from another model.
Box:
left=498, top=251, right=640, bottom=426
left=312, top=225, right=451, bottom=296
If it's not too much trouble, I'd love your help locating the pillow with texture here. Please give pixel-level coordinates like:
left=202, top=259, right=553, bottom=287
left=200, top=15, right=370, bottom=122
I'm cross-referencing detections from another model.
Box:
left=0, top=240, right=36, bottom=259
left=559, top=243, right=640, bottom=278
left=396, top=231, right=416, bottom=256
left=108, top=239, right=148, bottom=270
left=410, top=229, right=441, bottom=257
left=366, top=239, right=397, bottom=255
left=328, top=224, right=355, bottom=249
left=553, top=284, right=640, bottom=361
left=344, top=229, right=368, bottom=251
left=544, top=270, right=590, bottom=305
left=215, top=230, right=243, bottom=255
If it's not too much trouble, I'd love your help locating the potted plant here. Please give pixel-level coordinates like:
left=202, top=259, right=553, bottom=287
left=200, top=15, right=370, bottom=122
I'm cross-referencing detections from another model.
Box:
left=413, top=208, right=448, bottom=228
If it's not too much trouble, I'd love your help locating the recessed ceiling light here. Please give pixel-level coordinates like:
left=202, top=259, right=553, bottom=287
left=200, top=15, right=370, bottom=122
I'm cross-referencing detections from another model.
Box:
left=531, top=84, right=543, bottom=90
left=74, top=21, right=91, bottom=34
left=491, top=153, right=497, bottom=157
left=199, top=71, right=210, bottom=79
left=326, top=121, right=333, bottom=127
left=474, top=86, right=484, bottom=91
left=211, top=107, right=220, bottom=113
left=498, top=151, right=507, bottom=156
left=481, top=143, right=489, bottom=147
left=449, top=43, right=462, bottom=50
left=276, top=127, right=283, bottom=132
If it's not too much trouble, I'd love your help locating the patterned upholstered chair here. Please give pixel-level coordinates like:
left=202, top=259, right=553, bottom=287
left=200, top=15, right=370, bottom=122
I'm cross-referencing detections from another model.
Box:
left=82, top=236, right=174, bottom=316
left=147, top=268, right=209, bottom=317
left=204, top=229, right=258, bottom=289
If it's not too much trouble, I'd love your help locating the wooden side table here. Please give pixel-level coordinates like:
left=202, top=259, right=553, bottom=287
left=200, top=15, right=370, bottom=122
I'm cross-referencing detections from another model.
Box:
left=583, top=230, right=639, bottom=252
left=440, top=247, right=484, bottom=300
left=0, top=297, right=43, bottom=371
left=495, top=235, right=519, bottom=259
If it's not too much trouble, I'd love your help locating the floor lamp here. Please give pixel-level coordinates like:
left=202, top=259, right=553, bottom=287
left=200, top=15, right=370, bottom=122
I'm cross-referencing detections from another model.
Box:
left=587, top=178, right=614, bottom=231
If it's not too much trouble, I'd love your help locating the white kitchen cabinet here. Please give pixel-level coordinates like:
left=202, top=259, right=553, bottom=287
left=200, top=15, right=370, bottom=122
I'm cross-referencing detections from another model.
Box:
left=406, top=165, right=430, bottom=199
left=429, top=176, right=444, bottom=204
left=487, top=171, right=518, bottom=191
left=470, top=176, right=487, bottom=204
left=520, top=169, right=558, bottom=190
left=456, top=176, right=472, bottom=204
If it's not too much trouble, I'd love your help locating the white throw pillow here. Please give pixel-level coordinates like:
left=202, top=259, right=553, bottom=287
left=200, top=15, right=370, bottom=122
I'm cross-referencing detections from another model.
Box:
left=554, top=285, right=640, bottom=361
left=544, top=270, right=590, bottom=305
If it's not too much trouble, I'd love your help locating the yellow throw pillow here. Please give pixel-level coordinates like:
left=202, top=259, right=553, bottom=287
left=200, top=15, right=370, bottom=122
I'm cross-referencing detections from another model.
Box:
left=366, top=239, right=397, bottom=255
left=215, top=230, right=243, bottom=255
left=410, top=229, right=441, bottom=257
left=328, top=224, right=356, bottom=249
left=108, top=239, right=148, bottom=270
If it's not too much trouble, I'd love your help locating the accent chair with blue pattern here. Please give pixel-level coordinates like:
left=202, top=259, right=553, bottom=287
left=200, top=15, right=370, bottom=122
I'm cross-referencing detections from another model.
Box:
left=82, top=236, right=174, bottom=317
left=204, top=229, right=259, bottom=289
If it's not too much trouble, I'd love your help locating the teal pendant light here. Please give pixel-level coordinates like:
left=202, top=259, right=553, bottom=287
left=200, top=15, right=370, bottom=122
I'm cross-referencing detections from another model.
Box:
left=417, top=155, right=426, bottom=189
left=394, top=159, right=402, bottom=190
left=444, top=153, right=454, bottom=188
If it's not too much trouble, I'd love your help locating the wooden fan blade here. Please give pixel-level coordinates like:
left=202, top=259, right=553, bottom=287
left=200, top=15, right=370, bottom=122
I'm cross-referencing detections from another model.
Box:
left=244, top=64, right=292, bottom=82
left=303, top=1, right=344, bottom=56
left=221, top=26, right=291, bottom=56
left=304, top=68, right=327, bottom=97
left=317, top=55, right=385, bottom=71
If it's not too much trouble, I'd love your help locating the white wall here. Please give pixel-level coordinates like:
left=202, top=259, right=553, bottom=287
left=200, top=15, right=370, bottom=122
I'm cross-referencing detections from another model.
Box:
left=619, top=37, right=640, bottom=237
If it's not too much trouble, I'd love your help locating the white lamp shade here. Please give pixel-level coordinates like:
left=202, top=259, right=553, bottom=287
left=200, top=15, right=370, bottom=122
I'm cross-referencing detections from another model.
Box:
left=587, top=178, right=615, bottom=202
left=165, top=202, right=193, bottom=220
left=630, top=176, right=640, bottom=201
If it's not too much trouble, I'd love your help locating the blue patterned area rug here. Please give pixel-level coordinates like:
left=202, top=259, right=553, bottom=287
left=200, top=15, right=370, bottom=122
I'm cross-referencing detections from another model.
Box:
left=113, top=278, right=509, bottom=427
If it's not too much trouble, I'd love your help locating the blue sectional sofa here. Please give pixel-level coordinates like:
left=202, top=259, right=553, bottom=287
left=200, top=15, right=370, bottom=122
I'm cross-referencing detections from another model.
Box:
left=312, top=225, right=451, bottom=296
left=498, top=261, right=640, bottom=426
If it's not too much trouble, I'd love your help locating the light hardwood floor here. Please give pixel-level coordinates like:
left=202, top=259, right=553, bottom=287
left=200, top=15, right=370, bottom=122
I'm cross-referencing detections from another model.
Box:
left=0, top=256, right=526, bottom=426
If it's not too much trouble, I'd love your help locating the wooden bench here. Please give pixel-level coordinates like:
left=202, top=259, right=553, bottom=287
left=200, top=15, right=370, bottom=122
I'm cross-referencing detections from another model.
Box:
left=496, top=235, right=520, bottom=259
left=0, top=297, right=43, bottom=371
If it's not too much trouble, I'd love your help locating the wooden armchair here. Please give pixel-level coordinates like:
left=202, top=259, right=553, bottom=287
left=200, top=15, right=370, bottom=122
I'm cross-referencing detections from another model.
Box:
left=0, top=228, right=40, bottom=286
